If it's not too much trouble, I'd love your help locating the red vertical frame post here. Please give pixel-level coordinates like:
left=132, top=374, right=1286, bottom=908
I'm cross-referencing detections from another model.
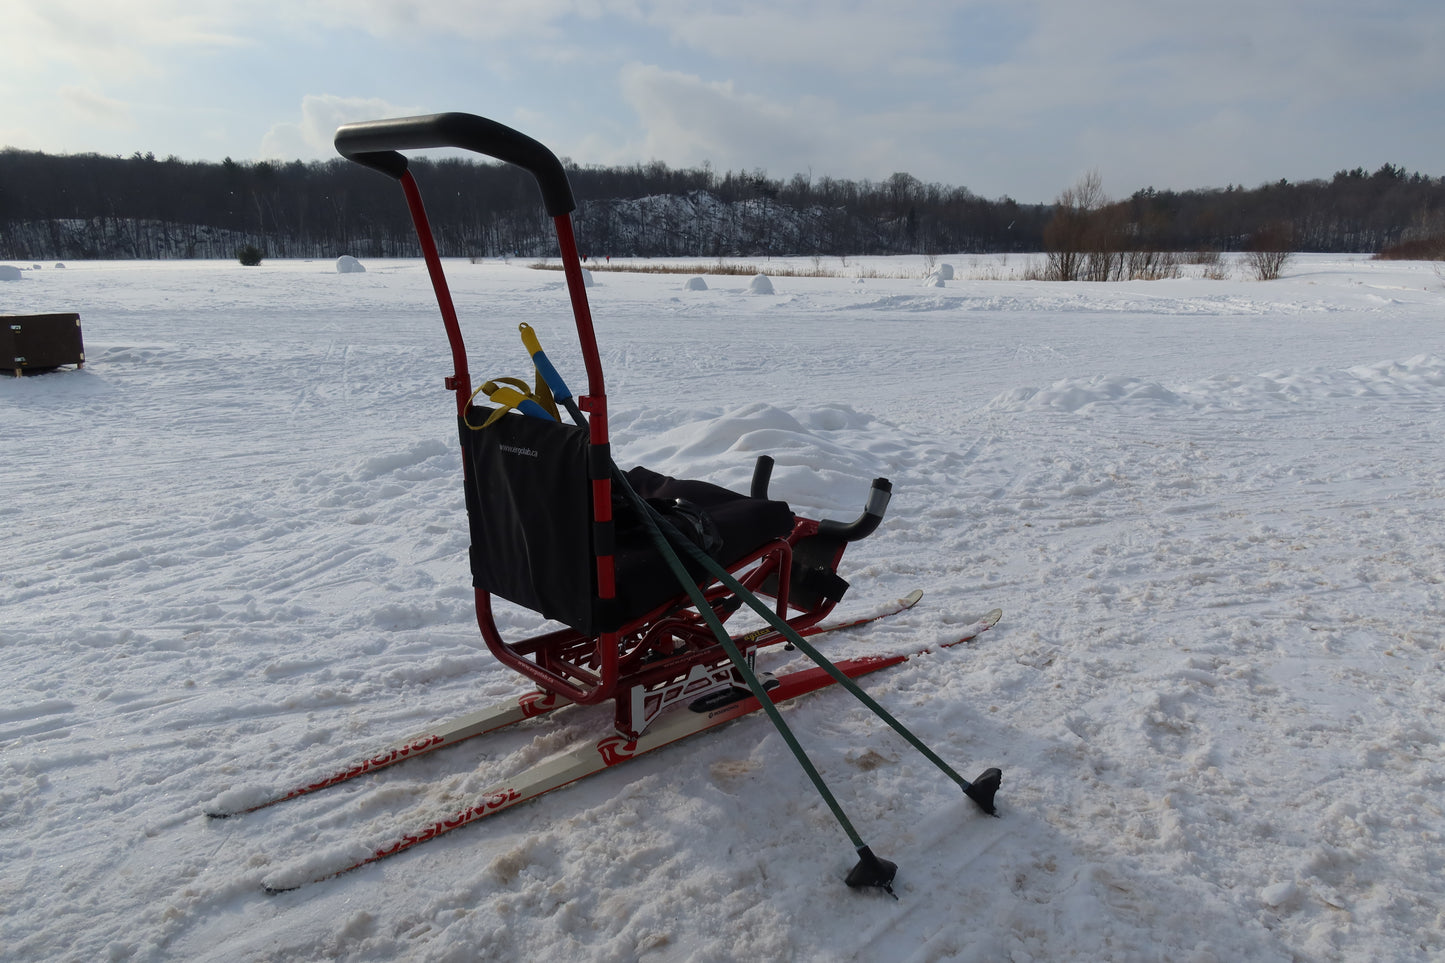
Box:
left=400, top=171, right=472, bottom=416
left=553, top=215, right=618, bottom=693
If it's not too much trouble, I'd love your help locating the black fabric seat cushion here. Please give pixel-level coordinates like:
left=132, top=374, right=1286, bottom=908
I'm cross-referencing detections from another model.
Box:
left=610, top=466, right=796, bottom=624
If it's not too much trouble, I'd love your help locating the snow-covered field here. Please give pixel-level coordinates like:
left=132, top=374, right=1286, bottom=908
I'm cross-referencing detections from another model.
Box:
left=3, top=253, right=1444, bottom=962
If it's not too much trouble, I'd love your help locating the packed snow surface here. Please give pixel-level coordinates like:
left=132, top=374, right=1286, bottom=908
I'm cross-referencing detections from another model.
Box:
left=3, top=254, right=1444, bottom=962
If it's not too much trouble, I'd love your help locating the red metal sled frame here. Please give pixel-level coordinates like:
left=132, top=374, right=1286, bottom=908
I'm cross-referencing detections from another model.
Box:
left=336, top=114, right=860, bottom=736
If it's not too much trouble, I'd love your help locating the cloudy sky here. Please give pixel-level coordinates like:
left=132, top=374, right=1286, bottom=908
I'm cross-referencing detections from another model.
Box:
left=3, top=0, right=1441, bottom=203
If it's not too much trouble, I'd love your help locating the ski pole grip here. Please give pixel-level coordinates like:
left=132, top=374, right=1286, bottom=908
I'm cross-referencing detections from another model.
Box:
left=334, top=113, right=576, bottom=216
left=519, top=324, right=574, bottom=402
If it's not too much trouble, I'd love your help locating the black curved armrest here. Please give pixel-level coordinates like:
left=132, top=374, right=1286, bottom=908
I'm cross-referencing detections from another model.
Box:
left=818, top=478, right=892, bottom=543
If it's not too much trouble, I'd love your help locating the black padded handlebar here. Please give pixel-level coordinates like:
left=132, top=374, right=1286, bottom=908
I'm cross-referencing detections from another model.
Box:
left=333, top=112, right=576, bottom=216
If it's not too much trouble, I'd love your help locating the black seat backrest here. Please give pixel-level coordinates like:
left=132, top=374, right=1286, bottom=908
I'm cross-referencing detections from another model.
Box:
left=460, top=408, right=598, bottom=633
left=460, top=410, right=797, bottom=636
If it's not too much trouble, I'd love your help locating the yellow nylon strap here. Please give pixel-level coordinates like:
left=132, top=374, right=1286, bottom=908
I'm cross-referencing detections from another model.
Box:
left=464, top=377, right=559, bottom=430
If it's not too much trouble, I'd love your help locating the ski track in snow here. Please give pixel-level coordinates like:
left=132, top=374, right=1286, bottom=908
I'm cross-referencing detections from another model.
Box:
left=2, top=254, right=1444, bottom=962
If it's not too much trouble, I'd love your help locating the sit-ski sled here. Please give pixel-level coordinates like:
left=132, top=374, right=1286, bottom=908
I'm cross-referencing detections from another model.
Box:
left=218, top=113, right=1003, bottom=896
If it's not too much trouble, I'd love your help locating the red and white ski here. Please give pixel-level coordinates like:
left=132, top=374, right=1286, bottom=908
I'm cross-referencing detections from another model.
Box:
left=207, top=590, right=926, bottom=819
left=204, top=689, right=569, bottom=819
left=259, top=607, right=1000, bottom=894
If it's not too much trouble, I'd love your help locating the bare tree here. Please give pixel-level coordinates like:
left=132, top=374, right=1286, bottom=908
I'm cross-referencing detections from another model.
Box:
left=1246, top=221, right=1294, bottom=280
left=1044, top=171, right=1133, bottom=281
left=1043, top=172, right=1104, bottom=280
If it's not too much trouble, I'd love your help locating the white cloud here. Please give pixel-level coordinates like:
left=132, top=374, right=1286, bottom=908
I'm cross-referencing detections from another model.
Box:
left=635, top=0, right=966, bottom=76
left=259, top=94, right=424, bottom=161
left=616, top=63, right=834, bottom=172
left=292, top=0, right=586, bottom=41
left=611, top=62, right=1008, bottom=188
left=964, top=1, right=1445, bottom=123
left=59, top=87, right=136, bottom=131
left=1, top=1, right=248, bottom=78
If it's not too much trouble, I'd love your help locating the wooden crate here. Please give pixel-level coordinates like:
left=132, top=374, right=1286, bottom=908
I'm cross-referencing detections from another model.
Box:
left=1, top=313, right=85, bottom=375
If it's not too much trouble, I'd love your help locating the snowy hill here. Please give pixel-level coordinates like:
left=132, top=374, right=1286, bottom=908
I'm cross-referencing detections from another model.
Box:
left=4, top=193, right=908, bottom=261
left=573, top=191, right=850, bottom=259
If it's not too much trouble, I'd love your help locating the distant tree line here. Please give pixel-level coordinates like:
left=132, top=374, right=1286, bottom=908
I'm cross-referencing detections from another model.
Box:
left=1032, top=164, right=1445, bottom=281
left=2, top=147, right=1442, bottom=262
left=1111, top=164, right=1445, bottom=255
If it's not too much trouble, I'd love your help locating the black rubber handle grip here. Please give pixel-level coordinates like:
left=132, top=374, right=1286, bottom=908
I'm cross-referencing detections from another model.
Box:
left=818, top=477, right=892, bottom=543
left=333, top=112, right=575, bottom=216
left=751, top=455, right=776, bottom=500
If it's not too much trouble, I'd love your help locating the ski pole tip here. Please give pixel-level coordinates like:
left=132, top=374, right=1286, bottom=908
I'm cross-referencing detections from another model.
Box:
left=965, top=767, right=1002, bottom=816
left=846, top=845, right=899, bottom=898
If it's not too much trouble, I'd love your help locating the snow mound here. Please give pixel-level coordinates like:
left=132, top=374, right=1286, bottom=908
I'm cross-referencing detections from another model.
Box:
left=205, top=785, right=276, bottom=815
left=262, top=841, right=377, bottom=895
left=986, top=355, right=1445, bottom=416
left=986, top=375, right=1186, bottom=413
left=749, top=273, right=774, bottom=294
left=335, top=255, right=366, bottom=274
left=615, top=402, right=887, bottom=514
left=0, top=265, right=22, bottom=281
left=683, top=276, right=708, bottom=291
left=1259, top=881, right=1299, bottom=908
left=924, top=263, right=955, bottom=287
left=350, top=438, right=452, bottom=482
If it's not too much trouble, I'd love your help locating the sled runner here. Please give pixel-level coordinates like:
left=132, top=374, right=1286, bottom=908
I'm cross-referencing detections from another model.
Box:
left=332, top=113, right=1000, bottom=893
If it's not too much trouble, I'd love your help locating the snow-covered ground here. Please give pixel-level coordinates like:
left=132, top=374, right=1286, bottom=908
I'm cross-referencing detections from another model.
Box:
left=3, top=253, right=1444, bottom=962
